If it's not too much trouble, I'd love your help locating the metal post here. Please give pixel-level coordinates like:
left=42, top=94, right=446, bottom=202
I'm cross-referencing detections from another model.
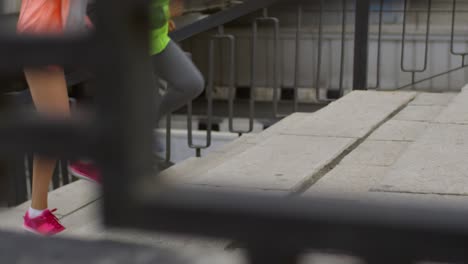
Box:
left=352, top=0, right=370, bottom=90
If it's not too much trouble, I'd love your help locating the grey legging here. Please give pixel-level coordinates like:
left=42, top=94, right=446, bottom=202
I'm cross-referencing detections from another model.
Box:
left=66, top=0, right=89, bottom=32
left=152, top=40, right=205, bottom=122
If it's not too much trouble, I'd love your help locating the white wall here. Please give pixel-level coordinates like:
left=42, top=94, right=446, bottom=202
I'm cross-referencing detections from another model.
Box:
left=2, top=0, right=20, bottom=13
left=184, top=2, right=468, bottom=95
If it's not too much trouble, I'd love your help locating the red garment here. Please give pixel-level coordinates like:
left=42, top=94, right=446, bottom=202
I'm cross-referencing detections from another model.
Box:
left=17, top=0, right=92, bottom=34
left=17, top=0, right=69, bottom=34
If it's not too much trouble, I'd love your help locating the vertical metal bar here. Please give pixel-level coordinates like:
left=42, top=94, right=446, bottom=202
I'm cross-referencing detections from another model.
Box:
left=272, top=16, right=280, bottom=118
left=255, top=9, right=281, bottom=117
left=293, top=4, right=302, bottom=112
left=27, top=155, right=33, bottom=190
left=61, top=160, right=70, bottom=185
left=400, top=0, right=408, bottom=71
left=0, top=159, right=7, bottom=206
left=227, top=33, right=236, bottom=132
left=187, top=42, right=213, bottom=157
left=338, top=0, right=347, bottom=97
left=316, top=0, right=325, bottom=98
left=213, top=26, right=243, bottom=134
left=220, top=35, right=242, bottom=134
left=250, top=20, right=258, bottom=132
left=165, top=114, right=171, bottom=163
left=95, top=0, right=155, bottom=219
left=450, top=0, right=468, bottom=67
left=5, top=155, right=28, bottom=206
left=401, top=0, right=432, bottom=73
left=0, top=88, right=5, bottom=205
left=369, top=0, right=384, bottom=90
left=187, top=101, right=195, bottom=154
left=52, top=164, right=60, bottom=189
left=352, top=0, right=370, bottom=90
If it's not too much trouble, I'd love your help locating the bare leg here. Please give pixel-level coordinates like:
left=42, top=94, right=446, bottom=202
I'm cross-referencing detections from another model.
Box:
left=25, top=68, right=70, bottom=210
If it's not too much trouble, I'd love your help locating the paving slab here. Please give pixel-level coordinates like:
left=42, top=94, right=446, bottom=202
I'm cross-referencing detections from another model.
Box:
left=187, top=134, right=355, bottom=192
left=60, top=200, right=102, bottom=238
left=160, top=142, right=255, bottom=183
left=282, top=91, right=416, bottom=138
left=14, top=180, right=101, bottom=217
left=409, top=92, right=456, bottom=106
left=373, top=124, right=468, bottom=195
left=340, top=140, right=410, bottom=167
left=244, top=112, right=311, bottom=144
left=368, top=120, right=429, bottom=142
left=0, top=208, right=26, bottom=232
left=393, top=105, right=444, bottom=122
left=434, top=91, right=468, bottom=125
left=305, top=165, right=389, bottom=194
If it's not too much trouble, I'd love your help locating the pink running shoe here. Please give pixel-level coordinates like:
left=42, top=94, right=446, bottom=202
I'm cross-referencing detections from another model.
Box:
left=68, top=161, right=101, bottom=184
left=23, top=209, right=65, bottom=236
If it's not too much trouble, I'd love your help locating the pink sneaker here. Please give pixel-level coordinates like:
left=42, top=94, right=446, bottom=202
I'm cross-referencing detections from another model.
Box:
left=23, top=209, right=65, bottom=236
left=68, top=161, right=101, bottom=184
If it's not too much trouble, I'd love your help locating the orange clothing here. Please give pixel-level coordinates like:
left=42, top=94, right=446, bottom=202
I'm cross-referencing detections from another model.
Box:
left=17, top=0, right=70, bottom=34
left=17, top=0, right=92, bottom=34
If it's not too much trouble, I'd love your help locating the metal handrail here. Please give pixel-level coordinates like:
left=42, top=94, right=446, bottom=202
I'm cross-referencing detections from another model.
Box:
left=170, top=0, right=284, bottom=42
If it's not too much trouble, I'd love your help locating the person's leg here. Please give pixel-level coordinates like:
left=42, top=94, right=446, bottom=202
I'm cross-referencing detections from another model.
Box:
left=25, top=68, right=70, bottom=210
left=63, top=0, right=90, bottom=32
left=152, top=40, right=205, bottom=121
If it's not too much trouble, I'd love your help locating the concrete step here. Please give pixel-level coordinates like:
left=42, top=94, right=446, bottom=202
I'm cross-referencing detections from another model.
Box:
left=0, top=180, right=100, bottom=232
left=163, top=90, right=416, bottom=194
left=372, top=87, right=468, bottom=196
left=305, top=89, right=468, bottom=206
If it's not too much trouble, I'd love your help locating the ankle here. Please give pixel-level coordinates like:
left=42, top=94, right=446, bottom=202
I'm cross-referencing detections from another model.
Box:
left=28, top=207, right=46, bottom=218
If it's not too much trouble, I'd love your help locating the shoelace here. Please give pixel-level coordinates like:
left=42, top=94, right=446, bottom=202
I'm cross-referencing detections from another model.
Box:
left=42, top=209, right=63, bottom=229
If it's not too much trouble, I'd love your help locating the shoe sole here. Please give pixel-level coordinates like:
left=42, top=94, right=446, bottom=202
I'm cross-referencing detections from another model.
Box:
left=23, top=224, right=40, bottom=235
left=68, top=167, right=100, bottom=184
left=23, top=224, right=64, bottom=236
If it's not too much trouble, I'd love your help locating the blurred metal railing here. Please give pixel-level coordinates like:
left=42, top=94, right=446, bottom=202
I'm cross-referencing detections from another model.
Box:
left=369, top=0, right=468, bottom=90
left=2, top=0, right=468, bottom=264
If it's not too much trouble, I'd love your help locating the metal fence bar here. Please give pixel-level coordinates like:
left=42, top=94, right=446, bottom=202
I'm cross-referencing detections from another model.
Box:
left=112, top=187, right=468, bottom=263
left=400, top=0, right=432, bottom=85
left=170, top=0, right=284, bottom=43
left=254, top=8, right=281, bottom=118
left=450, top=0, right=468, bottom=67
left=5, top=155, right=28, bottom=206
left=248, top=19, right=258, bottom=134
left=352, top=0, right=370, bottom=90
left=337, top=0, right=348, bottom=97
left=187, top=49, right=212, bottom=157
left=208, top=26, right=245, bottom=135
left=368, top=0, right=384, bottom=90
left=315, top=0, right=325, bottom=100
left=396, top=64, right=467, bottom=90
left=165, top=114, right=172, bottom=164
left=209, top=27, right=246, bottom=135
left=293, top=4, right=302, bottom=112
left=94, top=0, right=155, bottom=214
left=0, top=35, right=97, bottom=71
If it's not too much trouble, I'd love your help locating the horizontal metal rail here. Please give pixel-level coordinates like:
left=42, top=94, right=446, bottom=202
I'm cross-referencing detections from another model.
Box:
left=111, top=187, right=468, bottom=263
left=169, top=0, right=284, bottom=42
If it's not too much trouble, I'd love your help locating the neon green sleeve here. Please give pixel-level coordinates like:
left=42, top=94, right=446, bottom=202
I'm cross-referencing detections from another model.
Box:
left=150, top=0, right=171, bottom=55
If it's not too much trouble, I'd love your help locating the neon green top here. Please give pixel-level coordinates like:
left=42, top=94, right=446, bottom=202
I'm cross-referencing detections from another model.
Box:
left=150, top=0, right=171, bottom=55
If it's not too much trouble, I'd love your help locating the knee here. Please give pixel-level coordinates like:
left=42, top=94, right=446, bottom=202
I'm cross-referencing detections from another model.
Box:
left=191, top=70, right=205, bottom=98
left=176, top=69, right=205, bottom=101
